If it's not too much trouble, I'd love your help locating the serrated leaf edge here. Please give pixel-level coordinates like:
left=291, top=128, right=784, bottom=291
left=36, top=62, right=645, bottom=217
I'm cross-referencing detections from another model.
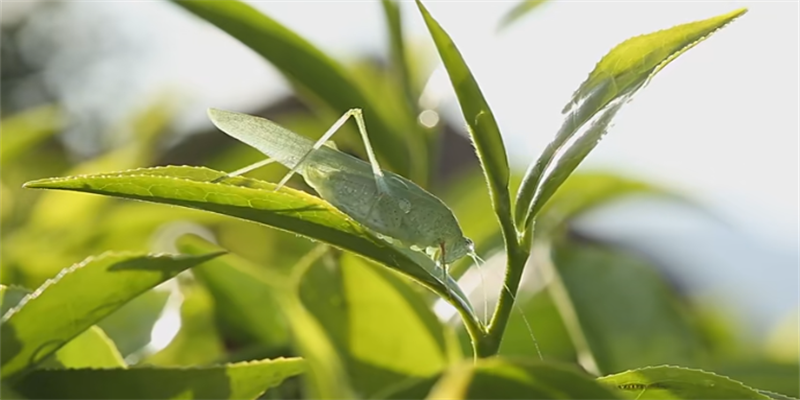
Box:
left=1, top=251, right=223, bottom=323
left=599, top=364, right=772, bottom=399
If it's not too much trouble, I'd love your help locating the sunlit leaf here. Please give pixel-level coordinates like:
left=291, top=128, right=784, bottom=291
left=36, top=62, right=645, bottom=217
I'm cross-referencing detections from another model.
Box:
left=0, top=251, right=223, bottom=380
left=44, top=326, right=126, bottom=369
left=177, top=234, right=290, bottom=354
left=300, top=251, right=461, bottom=398
left=0, top=105, right=63, bottom=166
left=23, top=166, right=478, bottom=328
left=598, top=365, right=772, bottom=400
left=515, top=8, right=747, bottom=231
left=417, top=0, right=513, bottom=230
left=14, top=357, right=305, bottom=400
left=177, top=236, right=354, bottom=399
left=172, top=0, right=416, bottom=179
left=548, top=236, right=705, bottom=375
left=428, top=357, right=622, bottom=399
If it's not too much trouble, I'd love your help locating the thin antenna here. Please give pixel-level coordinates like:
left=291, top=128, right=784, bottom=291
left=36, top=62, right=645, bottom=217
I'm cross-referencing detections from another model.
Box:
left=468, top=250, right=543, bottom=360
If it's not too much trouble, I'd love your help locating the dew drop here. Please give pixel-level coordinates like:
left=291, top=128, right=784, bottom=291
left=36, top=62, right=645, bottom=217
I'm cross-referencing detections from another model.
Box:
left=399, top=198, right=411, bottom=213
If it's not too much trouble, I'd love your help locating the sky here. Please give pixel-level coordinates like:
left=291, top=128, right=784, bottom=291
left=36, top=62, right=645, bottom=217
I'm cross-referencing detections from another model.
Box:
left=4, top=0, right=798, bottom=337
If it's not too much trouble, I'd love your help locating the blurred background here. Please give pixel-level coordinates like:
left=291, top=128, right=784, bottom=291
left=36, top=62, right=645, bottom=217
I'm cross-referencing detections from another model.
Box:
left=1, top=0, right=796, bottom=396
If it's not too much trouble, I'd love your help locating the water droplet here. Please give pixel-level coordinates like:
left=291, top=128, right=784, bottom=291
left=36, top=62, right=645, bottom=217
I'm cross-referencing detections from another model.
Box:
left=399, top=198, right=411, bottom=213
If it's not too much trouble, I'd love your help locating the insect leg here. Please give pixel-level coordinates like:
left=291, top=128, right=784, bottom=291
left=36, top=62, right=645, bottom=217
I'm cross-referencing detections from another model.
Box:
left=211, top=158, right=278, bottom=183
left=274, top=108, right=385, bottom=192
left=439, top=242, right=447, bottom=282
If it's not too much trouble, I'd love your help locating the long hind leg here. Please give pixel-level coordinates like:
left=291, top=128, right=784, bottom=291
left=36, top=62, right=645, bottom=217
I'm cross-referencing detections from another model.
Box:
left=275, top=109, right=390, bottom=197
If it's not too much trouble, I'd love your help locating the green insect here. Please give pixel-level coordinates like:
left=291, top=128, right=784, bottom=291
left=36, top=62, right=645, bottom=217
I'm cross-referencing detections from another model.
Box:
left=207, top=108, right=476, bottom=277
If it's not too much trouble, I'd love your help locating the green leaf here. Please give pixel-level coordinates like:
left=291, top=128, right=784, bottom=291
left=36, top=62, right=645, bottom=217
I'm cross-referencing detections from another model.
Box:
left=13, top=357, right=305, bottom=400
left=44, top=326, right=126, bottom=369
left=0, top=105, right=63, bottom=166
left=381, top=375, right=441, bottom=399
left=23, top=166, right=478, bottom=327
left=300, top=251, right=460, bottom=398
left=0, top=251, right=223, bottom=380
left=515, top=8, right=747, bottom=232
left=381, top=0, right=419, bottom=122
left=417, top=0, right=513, bottom=228
left=714, top=361, right=800, bottom=399
left=96, top=289, right=171, bottom=358
left=598, top=366, right=772, bottom=400
left=177, top=236, right=354, bottom=399
left=497, top=1, right=549, bottom=31
left=759, top=390, right=799, bottom=400
left=498, top=289, right=576, bottom=362
left=548, top=237, right=705, bottom=375
left=1, top=286, right=126, bottom=370
left=178, top=235, right=290, bottom=353
left=172, top=0, right=414, bottom=178
left=0, top=384, right=24, bottom=400
left=428, top=357, right=622, bottom=399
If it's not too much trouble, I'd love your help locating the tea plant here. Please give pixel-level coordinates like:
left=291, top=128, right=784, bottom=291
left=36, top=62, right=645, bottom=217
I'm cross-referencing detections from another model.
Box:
left=1, top=1, right=795, bottom=399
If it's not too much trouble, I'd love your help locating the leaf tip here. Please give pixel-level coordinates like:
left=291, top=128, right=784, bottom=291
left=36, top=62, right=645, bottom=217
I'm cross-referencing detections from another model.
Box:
left=22, top=178, right=57, bottom=189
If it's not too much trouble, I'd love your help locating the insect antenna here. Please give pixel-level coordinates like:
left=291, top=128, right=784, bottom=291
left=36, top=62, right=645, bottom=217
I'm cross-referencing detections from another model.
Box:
left=468, top=249, right=543, bottom=360
left=467, top=252, right=489, bottom=327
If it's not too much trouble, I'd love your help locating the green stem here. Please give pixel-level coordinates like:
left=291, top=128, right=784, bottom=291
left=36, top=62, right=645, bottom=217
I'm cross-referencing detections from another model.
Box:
left=480, top=200, right=531, bottom=356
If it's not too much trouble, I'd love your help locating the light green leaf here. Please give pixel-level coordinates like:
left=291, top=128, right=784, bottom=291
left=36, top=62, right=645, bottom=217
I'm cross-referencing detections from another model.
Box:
left=178, top=235, right=289, bottom=353
left=1, top=286, right=125, bottom=370
left=0, top=251, right=223, bottom=380
left=515, top=8, right=747, bottom=231
left=13, top=357, right=305, bottom=400
left=759, top=390, right=799, bottom=400
left=598, top=366, right=772, bottom=400
left=172, top=0, right=414, bottom=178
left=0, top=105, right=63, bottom=166
left=497, top=1, right=549, bottom=31
left=300, top=251, right=460, bottom=398
left=428, top=357, right=622, bottom=399
left=548, top=237, right=705, bottom=375
left=417, top=0, right=513, bottom=230
left=176, top=236, right=354, bottom=399
left=44, top=326, right=126, bottom=369
left=23, top=166, right=478, bottom=328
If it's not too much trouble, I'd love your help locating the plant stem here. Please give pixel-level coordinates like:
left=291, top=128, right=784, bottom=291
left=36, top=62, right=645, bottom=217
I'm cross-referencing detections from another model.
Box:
left=479, top=202, right=531, bottom=356
left=483, top=243, right=530, bottom=356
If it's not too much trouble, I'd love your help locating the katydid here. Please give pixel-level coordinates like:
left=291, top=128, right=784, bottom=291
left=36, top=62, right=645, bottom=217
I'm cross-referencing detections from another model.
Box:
left=207, top=108, right=476, bottom=277
left=209, top=108, right=543, bottom=354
